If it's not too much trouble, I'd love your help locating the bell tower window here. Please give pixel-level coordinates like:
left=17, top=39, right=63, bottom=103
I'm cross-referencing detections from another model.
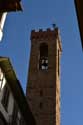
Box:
left=39, top=43, right=48, bottom=70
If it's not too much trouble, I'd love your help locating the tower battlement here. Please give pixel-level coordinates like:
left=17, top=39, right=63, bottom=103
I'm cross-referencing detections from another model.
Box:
left=31, top=28, right=62, bottom=52
left=31, top=28, right=58, bottom=39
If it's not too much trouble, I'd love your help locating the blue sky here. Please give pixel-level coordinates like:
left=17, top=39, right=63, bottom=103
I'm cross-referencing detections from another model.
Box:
left=0, top=0, right=83, bottom=124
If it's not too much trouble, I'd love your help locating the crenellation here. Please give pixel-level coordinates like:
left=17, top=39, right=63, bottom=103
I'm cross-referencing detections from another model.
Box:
left=47, top=28, right=51, bottom=32
left=31, top=28, right=60, bottom=41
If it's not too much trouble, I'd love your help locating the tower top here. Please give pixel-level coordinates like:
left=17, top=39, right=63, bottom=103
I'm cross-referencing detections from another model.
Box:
left=31, top=27, right=58, bottom=33
left=31, top=27, right=59, bottom=40
left=31, top=27, right=62, bottom=52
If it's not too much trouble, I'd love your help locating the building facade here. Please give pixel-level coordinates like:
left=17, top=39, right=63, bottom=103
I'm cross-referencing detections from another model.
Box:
left=26, top=28, right=62, bottom=125
left=0, top=57, right=36, bottom=125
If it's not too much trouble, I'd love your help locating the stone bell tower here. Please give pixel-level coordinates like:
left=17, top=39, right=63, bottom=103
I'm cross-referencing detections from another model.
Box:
left=26, top=27, right=62, bottom=125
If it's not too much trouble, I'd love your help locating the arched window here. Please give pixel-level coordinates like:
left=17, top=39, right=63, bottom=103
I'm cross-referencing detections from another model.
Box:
left=39, top=43, right=48, bottom=70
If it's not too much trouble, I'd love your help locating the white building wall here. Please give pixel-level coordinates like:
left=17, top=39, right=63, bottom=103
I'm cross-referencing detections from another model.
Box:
left=0, top=13, right=7, bottom=41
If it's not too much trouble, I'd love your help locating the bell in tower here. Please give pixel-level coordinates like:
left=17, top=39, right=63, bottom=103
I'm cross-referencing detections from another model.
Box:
left=39, top=43, right=48, bottom=70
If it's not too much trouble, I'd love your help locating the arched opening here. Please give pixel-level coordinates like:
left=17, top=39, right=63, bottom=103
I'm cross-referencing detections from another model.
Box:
left=39, top=43, right=48, bottom=70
